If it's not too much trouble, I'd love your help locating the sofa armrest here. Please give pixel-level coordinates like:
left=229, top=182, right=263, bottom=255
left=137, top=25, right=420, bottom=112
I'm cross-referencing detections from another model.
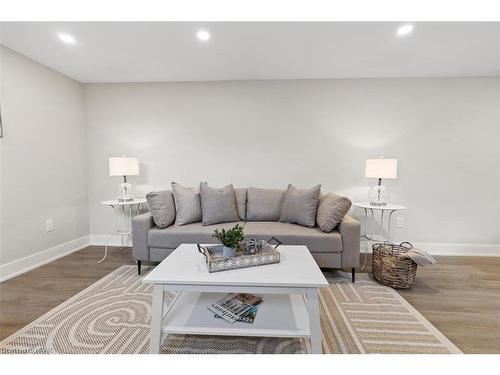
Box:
left=337, top=215, right=361, bottom=268
left=132, top=212, right=154, bottom=261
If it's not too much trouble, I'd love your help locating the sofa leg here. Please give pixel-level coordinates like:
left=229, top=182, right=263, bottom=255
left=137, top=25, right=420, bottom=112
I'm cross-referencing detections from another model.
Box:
left=352, top=268, right=355, bottom=283
left=137, top=261, right=142, bottom=275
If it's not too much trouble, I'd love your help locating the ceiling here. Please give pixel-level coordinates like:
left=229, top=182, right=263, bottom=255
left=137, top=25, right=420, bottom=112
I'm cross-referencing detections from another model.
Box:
left=1, top=22, right=498, bottom=83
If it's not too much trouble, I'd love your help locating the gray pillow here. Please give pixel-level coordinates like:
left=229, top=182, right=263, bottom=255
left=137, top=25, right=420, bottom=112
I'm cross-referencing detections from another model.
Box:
left=316, top=193, right=352, bottom=232
left=234, top=188, right=247, bottom=220
left=200, top=182, right=240, bottom=226
left=171, top=182, right=202, bottom=226
left=279, top=184, right=321, bottom=228
left=246, top=187, right=285, bottom=221
left=146, top=190, right=176, bottom=229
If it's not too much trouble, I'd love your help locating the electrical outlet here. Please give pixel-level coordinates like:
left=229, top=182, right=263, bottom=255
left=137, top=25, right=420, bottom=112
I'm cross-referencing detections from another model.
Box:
left=396, top=216, right=404, bottom=228
left=45, top=219, right=55, bottom=232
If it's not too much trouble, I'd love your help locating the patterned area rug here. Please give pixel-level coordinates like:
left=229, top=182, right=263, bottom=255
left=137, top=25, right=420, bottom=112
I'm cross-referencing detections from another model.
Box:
left=0, top=265, right=461, bottom=354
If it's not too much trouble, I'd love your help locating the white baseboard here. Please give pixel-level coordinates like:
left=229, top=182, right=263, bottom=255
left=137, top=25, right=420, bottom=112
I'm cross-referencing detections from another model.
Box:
left=0, top=236, right=90, bottom=282
left=90, top=234, right=132, bottom=247
left=361, top=240, right=500, bottom=257
left=413, top=242, right=500, bottom=257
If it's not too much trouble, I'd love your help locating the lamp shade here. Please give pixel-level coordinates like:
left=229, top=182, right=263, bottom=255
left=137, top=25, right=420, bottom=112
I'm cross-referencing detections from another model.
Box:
left=365, top=158, right=397, bottom=179
left=108, top=157, right=139, bottom=176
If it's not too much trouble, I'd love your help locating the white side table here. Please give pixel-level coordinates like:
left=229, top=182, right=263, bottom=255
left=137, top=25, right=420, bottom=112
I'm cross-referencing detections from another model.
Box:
left=99, top=198, right=147, bottom=263
left=353, top=202, right=406, bottom=244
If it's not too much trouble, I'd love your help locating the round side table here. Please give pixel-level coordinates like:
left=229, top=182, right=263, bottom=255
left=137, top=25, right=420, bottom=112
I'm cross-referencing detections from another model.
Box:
left=353, top=202, right=406, bottom=244
left=99, top=198, right=147, bottom=263
left=353, top=202, right=406, bottom=271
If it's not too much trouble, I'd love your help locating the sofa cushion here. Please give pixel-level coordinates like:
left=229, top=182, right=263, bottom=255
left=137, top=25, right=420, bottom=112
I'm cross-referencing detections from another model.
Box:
left=316, top=193, right=352, bottom=232
left=171, top=182, right=202, bottom=226
left=200, top=182, right=240, bottom=226
left=246, top=187, right=285, bottom=221
left=234, top=188, right=247, bottom=220
left=279, top=184, right=321, bottom=228
left=146, top=190, right=176, bottom=229
left=243, top=222, right=342, bottom=253
left=148, top=221, right=245, bottom=249
left=148, top=221, right=342, bottom=253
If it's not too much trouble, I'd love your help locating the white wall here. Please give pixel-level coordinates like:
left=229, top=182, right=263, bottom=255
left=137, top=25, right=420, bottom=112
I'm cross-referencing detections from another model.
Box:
left=85, top=77, right=499, bottom=248
left=1, top=49, right=496, bottom=276
left=0, top=46, right=89, bottom=267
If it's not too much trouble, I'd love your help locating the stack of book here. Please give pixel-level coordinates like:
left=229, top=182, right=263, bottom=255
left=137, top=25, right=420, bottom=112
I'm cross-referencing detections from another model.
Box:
left=207, top=293, right=263, bottom=324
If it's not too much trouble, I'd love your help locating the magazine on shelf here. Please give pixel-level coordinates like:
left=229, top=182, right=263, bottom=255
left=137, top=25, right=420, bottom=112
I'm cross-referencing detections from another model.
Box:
left=214, top=305, right=259, bottom=324
left=207, top=293, right=263, bottom=324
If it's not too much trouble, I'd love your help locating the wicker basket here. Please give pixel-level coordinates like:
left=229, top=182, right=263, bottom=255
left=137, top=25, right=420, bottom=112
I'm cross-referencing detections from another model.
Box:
left=372, top=242, right=417, bottom=289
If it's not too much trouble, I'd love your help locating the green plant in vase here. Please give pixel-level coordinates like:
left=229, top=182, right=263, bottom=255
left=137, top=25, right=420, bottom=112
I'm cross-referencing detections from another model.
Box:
left=212, top=224, right=245, bottom=257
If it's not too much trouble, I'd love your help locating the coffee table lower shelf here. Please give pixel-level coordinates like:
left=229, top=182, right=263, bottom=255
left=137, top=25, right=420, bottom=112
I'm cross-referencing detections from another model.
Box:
left=161, top=292, right=311, bottom=339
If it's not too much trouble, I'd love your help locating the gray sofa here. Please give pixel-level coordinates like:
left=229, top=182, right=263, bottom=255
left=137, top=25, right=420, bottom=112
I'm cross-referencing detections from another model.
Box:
left=132, top=188, right=360, bottom=281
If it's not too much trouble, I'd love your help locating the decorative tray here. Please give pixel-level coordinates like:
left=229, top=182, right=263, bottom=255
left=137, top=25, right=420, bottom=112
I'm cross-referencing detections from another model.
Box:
left=197, top=238, right=281, bottom=273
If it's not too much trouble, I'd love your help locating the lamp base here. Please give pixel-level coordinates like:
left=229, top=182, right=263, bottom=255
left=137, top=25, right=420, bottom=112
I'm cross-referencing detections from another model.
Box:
left=369, top=201, right=387, bottom=207
left=118, top=197, right=134, bottom=202
left=116, top=182, right=134, bottom=202
left=368, top=184, right=390, bottom=206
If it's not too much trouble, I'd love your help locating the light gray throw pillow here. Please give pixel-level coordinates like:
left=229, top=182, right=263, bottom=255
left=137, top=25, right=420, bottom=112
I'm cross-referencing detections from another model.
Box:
left=279, top=184, right=321, bottom=228
left=316, top=193, right=352, bottom=232
left=199, top=182, right=240, bottom=226
left=171, top=182, right=202, bottom=226
left=146, top=190, right=176, bottom=229
left=234, top=188, right=247, bottom=221
left=246, top=187, right=285, bottom=221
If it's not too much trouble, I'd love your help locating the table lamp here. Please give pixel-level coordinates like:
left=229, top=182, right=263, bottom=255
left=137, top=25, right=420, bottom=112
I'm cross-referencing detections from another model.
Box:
left=109, top=156, right=140, bottom=201
left=365, top=157, right=397, bottom=206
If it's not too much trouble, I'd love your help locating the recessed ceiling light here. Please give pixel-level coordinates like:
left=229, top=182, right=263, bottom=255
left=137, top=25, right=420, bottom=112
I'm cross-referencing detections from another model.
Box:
left=396, top=24, right=414, bottom=37
left=196, top=30, right=210, bottom=42
left=58, top=33, right=76, bottom=45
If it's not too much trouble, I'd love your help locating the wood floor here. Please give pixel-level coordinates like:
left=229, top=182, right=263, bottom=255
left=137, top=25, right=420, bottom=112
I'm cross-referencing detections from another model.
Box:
left=0, top=246, right=135, bottom=342
left=0, top=246, right=499, bottom=353
left=359, top=253, right=500, bottom=354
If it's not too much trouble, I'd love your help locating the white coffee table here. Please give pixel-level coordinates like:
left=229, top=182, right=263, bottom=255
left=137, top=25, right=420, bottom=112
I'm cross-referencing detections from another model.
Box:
left=142, top=244, right=329, bottom=354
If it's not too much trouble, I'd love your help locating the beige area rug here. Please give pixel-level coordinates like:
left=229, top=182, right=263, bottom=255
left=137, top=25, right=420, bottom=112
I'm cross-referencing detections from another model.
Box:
left=0, top=265, right=461, bottom=354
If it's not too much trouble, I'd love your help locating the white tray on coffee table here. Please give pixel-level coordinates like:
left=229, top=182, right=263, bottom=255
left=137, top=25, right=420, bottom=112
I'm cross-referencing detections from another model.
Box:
left=142, top=244, right=329, bottom=354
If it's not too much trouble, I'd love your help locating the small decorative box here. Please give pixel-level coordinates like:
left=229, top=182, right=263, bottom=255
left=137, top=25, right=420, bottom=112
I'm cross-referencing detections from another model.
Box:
left=197, top=238, right=281, bottom=273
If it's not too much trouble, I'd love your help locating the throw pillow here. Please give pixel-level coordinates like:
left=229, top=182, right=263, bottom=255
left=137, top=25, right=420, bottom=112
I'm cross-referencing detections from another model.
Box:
left=234, top=188, right=248, bottom=221
left=279, top=184, right=321, bottom=228
left=146, top=190, right=176, bottom=229
left=246, top=187, right=285, bottom=221
left=171, top=182, right=202, bottom=226
left=199, top=182, right=240, bottom=226
left=316, top=193, right=352, bottom=232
